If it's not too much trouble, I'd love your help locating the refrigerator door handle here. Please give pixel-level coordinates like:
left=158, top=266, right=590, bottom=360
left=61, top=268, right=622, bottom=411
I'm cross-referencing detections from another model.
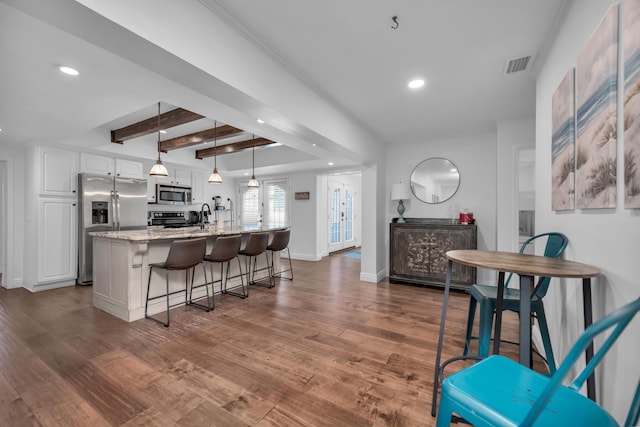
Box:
left=115, top=190, right=121, bottom=230
left=111, top=190, right=119, bottom=231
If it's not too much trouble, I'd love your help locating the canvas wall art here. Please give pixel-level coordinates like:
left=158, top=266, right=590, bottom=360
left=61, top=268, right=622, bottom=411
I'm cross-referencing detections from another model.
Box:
left=575, top=4, right=618, bottom=209
left=624, top=0, right=640, bottom=208
left=551, top=68, right=576, bottom=211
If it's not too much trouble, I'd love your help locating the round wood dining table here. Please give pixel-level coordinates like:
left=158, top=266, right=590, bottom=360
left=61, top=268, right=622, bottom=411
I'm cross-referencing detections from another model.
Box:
left=431, top=249, right=601, bottom=417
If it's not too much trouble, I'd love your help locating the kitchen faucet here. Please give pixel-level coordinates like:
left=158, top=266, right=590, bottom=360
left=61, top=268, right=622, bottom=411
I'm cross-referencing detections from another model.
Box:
left=200, top=203, right=211, bottom=229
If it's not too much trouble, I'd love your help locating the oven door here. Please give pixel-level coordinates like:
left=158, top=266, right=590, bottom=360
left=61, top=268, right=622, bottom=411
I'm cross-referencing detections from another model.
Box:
left=156, top=185, right=192, bottom=205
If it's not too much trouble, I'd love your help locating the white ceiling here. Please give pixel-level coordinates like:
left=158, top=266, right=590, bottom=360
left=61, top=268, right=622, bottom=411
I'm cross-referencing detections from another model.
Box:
left=0, top=0, right=568, bottom=177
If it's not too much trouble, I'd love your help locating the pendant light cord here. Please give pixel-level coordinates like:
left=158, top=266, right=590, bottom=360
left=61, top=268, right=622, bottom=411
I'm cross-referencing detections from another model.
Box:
left=157, top=102, right=161, bottom=160
left=214, top=120, right=217, bottom=170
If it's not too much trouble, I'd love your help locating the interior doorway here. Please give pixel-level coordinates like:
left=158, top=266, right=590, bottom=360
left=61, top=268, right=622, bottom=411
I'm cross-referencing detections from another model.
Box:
left=318, top=173, right=361, bottom=256
left=518, top=147, right=535, bottom=254
left=328, top=178, right=356, bottom=253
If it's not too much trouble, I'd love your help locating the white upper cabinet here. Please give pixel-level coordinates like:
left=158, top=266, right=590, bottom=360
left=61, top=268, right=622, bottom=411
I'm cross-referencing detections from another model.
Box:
left=80, top=153, right=143, bottom=179
left=115, top=159, right=144, bottom=179
left=80, top=153, right=115, bottom=176
left=173, top=169, right=191, bottom=186
left=191, top=172, right=205, bottom=203
left=41, top=148, right=79, bottom=197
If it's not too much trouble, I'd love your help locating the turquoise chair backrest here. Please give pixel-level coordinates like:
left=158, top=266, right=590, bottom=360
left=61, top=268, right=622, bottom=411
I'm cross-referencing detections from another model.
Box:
left=521, top=297, right=640, bottom=425
left=505, top=232, right=569, bottom=299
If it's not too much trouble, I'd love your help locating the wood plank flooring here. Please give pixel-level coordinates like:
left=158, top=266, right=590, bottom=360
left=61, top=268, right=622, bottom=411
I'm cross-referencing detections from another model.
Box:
left=0, top=253, right=548, bottom=426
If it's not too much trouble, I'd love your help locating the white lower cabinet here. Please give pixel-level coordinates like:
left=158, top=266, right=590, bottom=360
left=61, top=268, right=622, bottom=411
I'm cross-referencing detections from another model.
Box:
left=38, top=198, right=77, bottom=285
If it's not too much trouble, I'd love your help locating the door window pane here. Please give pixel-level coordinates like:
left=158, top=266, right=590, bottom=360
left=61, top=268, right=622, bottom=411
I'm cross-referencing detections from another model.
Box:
left=330, top=188, right=341, bottom=244
left=345, top=190, right=353, bottom=241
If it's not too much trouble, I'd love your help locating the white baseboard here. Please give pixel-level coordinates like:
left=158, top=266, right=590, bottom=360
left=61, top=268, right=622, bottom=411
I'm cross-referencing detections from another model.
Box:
left=360, top=269, right=386, bottom=283
left=30, top=279, right=76, bottom=292
left=290, top=252, right=322, bottom=261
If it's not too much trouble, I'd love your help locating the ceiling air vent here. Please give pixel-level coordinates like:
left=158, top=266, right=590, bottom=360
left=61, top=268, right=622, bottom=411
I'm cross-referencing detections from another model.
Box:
left=503, top=55, right=533, bottom=75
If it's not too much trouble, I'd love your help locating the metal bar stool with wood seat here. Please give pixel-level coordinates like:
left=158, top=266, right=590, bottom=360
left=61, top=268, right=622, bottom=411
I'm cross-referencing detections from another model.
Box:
left=144, top=237, right=209, bottom=327
left=238, top=232, right=273, bottom=294
left=266, top=229, right=293, bottom=281
left=204, top=234, right=246, bottom=301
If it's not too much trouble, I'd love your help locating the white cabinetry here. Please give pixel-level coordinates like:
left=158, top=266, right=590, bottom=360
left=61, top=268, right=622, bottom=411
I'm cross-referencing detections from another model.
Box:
left=173, top=169, right=191, bottom=186
left=147, top=176, right=158, bottom=203
left=30, top=147, right=79, bottom=290
left=80, top=153, right=143, bottom=178
left=41, top=148, right=78, bottom=196
left=115, top=159, right=144, bottom=179
left=191, top=172, right=205, bottom=203
left=38, top=198, right=77, bottom=284
left=80, top=153, right=115, bottom=176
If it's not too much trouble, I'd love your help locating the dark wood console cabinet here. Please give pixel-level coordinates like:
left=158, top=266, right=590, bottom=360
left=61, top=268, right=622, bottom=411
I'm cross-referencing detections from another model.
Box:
left=389, top=218, right=477, bottom=291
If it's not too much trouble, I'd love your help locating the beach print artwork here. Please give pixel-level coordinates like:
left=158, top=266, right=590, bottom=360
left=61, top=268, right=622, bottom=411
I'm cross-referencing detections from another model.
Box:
left=624, top=0, right=640, bottom=208
left=575, top=5, right=618, bottom=209
left=551, top=69, right=576, bottom=210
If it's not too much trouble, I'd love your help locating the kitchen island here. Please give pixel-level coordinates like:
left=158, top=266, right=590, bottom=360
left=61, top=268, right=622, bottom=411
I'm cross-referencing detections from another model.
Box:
left=90, top=225, right=286, bottom=322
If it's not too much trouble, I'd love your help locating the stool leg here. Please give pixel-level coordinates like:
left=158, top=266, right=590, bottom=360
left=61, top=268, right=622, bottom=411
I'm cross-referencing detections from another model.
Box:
left=145, top=266, right=153, bottom=319
left=464, top=296, right=477, bottom=356
left=187, top=263, right=211, bottom=312
left=264, top=251, right=274, bottom=288
left=286, top=247, right=293, bottom=280
left=237, top=256, right=246, bottom=297
left=203, top=262, right=212, bottom=310
left=164, top=270, right=170, bottom=327
left=535, top=306, right=556, bottom=374
left=477, top=299, right=495, bottom=357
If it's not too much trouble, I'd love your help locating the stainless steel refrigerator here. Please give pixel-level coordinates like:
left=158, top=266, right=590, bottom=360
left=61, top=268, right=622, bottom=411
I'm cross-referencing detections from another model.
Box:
left=77, top=173, right=147, bottom=285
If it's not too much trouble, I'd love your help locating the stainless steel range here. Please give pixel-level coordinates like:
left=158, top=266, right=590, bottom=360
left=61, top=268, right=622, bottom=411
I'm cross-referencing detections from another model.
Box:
left=149, top=211, right=190, bottom=228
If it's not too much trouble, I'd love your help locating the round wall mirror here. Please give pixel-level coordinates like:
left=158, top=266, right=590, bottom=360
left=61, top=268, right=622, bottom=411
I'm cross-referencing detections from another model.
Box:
left=410, top=157, right=460, bottom=204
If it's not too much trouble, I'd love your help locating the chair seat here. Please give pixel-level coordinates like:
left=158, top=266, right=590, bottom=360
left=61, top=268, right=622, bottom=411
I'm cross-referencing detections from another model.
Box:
left=471, top=284, right=544, bottom=309
left=441, top=355, right=618, bottom=427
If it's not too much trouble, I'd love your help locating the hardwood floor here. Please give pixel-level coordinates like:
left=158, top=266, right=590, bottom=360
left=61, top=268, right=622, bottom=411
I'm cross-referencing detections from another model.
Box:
left=0, top=255, right=547, bottom=426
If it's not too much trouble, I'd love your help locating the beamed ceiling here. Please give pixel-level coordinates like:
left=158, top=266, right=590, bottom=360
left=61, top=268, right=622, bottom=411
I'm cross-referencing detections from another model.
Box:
left=110, top=107, right=277, bottom=158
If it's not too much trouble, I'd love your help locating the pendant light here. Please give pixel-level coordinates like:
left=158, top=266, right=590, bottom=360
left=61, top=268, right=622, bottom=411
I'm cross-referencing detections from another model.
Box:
left=149, top=102, right=169, bottom=177
left=247, top=134, right=259, bottom=188
left=208, top=120, right=223, bottom=184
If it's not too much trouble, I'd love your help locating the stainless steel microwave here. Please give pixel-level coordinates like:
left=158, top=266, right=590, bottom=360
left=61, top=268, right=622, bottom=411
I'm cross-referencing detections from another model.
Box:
left=156, top=184, right=192, bottom=205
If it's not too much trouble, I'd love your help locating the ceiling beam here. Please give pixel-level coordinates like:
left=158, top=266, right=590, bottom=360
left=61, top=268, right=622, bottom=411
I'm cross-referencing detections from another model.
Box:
left=195, top=137, right=275, bottom=159
left=160, top=125, right=244, bottom=152
left=110, top=108, right=204, bottom=143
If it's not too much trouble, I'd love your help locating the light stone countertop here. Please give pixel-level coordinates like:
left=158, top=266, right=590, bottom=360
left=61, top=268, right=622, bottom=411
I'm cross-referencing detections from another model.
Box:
left=90, top=225, right=286, bottom=242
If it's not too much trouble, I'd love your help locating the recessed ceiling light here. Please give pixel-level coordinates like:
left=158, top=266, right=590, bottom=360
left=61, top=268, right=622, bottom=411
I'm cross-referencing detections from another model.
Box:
left=244, top=172, right=249, bottom=176
left=328, top=162, right=334, bottom=166
left=58, top=65, right=79, bottom=76
left=408, top=79, right=425, bottom=89
left=312, top=143, right=316, bottom=147
left=256, top=118, right=265, bottom=124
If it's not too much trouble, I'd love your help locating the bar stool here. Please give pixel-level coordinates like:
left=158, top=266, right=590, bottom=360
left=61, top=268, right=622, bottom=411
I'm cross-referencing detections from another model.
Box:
left=204, top=235, right=245, bottom=301
left=238, top=232, right=273, bottom=294
left=144, top=237, right=208, bottom=327
left=266, top=229, right=293, bottom=281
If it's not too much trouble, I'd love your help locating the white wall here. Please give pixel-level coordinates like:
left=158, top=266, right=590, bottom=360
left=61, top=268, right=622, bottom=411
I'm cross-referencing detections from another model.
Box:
left=289, top=171, right=320, bottom=261
left=496, top=118, right=536, bottom=253
left=385, top=133, right=498, bottom=284
left=0, top=147, right=25, bottom=288
left=536, top=0, right=640, bottom=421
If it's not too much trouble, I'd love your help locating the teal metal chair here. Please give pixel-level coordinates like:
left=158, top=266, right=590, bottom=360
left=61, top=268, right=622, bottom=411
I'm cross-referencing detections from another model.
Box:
left=463, top=232, right=569, bottom=372
left=437, top=297, right=640, bottom=427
